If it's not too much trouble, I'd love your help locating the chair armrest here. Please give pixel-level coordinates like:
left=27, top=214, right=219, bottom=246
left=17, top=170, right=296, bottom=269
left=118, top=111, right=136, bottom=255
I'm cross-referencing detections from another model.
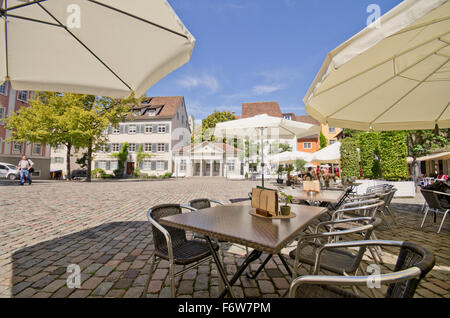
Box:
left=147, top=208, right=174, bottom=262
left=180, top=204, right=198, bottom=212
left=331, top=201, right=384, bottom=220
left=315, top=216, right=373, bottom=233
left=313, top=240, right=402, bottom=274
left=289, top=267, right=422, bottom=298
left=209, top=199, right=225, bottom=205
left=433, top=191, right=450, bottom=197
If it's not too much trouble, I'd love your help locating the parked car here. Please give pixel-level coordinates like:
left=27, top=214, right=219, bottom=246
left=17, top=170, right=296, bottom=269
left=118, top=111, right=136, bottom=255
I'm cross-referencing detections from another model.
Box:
left=71, top=169, right=88, bottom=180
left=0, top=162, right=19, bottom=180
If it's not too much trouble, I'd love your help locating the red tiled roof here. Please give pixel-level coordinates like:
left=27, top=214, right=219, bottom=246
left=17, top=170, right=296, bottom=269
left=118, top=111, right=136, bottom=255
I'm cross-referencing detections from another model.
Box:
left=128, top=96, right=184, bottom=120
left=241, top=102, right=282, bottom=118
left=295, top=115, right=320, bottom=125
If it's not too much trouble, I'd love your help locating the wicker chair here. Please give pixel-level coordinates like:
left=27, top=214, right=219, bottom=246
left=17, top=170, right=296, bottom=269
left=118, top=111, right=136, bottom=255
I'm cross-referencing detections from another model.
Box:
left=188, top=198, right=224, bottom=210
left=147, top=204, right=219, bottom=298
left=290, top=217, right=382, bottom=280
left=420, top=189, right=449, bottom=233
left=289, top=240, right=435, bottom=298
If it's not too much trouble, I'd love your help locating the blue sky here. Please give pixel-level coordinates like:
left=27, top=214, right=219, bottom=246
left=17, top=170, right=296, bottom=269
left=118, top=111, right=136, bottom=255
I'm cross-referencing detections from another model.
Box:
left=146, top=0, right=402, bottom=122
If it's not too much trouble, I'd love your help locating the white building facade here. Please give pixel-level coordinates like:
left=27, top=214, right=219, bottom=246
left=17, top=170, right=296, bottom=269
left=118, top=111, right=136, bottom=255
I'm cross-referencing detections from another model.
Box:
left=173, top=142, right=244, bottom=179
left=92, top=96, right=190, bottom=176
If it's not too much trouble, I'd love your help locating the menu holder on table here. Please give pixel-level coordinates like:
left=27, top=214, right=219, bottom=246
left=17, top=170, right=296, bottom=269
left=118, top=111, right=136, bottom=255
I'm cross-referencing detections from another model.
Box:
left=251, top=188, right=279, bottom=217
left=303, top=180, right=321, bottom=192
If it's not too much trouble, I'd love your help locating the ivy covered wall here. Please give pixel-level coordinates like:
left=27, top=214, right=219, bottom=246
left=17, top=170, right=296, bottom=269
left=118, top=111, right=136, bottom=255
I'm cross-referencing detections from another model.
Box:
left=340, top=137, right=360, bottom=178
left=379, top=131, right=409, bottom=181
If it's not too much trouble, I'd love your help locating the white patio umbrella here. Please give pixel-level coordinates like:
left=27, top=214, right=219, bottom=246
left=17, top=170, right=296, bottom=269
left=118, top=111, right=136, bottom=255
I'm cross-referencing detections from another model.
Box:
left=214, top=114, right=320, bottom=187
left=304, top=0, right=450, bottom=130
left=0, top=0, right=195, bottom=98
left=311, top=142, right=341, bottom=164
left=268, top=151, right=313, bottom=164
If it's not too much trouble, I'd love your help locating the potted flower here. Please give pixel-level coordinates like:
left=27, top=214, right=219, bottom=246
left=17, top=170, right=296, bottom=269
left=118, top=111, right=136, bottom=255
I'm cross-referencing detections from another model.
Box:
left=276, top=165, right=284, bottom=184
left=280, top=192, right=293, bottom=216
left=285, top=164, right=294, bottom=186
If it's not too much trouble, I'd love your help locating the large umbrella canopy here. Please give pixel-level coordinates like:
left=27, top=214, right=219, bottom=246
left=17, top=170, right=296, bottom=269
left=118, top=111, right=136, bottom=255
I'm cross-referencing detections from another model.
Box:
left=0, top=0, right=195, bottom=97
left=268, top=151, right=313, bottom=164
left=311, top=142, right=341, bottom=164
left=214, top=114, right=320, bottom=187
left=214, top=114, right=320, bottom=139
left=304, top=0, right=450, bottom=130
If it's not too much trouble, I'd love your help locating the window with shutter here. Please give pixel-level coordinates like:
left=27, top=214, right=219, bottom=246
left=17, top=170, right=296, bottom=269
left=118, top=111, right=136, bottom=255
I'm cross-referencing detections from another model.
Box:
left=165, top=143, right=170, bottom=152
left=106, top=161, right=111, bottom=170
left=151, top=161, right=156, bottom=171
left=151, top=144, right=157, bottom=153
left=164, top=161, right=168, bottom=171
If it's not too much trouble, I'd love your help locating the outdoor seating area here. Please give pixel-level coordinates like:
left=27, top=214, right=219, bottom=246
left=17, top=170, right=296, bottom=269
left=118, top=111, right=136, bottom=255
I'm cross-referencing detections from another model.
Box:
left=142, top=180, right=441, bottom=298
left=0, top=0, right=448, bottom=307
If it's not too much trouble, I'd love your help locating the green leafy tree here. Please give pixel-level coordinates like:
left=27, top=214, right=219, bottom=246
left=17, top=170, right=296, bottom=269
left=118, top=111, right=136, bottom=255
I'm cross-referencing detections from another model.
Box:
left=406, top=129, right=450, bottom=181
left=379, top=131, right=408, bottom=181
left=340, top=137, right=360, bottom=178
left=6, top=92, right=139, bottom=181
left=319, top=131, right=328, bottom=149
left=201, top=111, right=235, bottom=141
left=135, top=144, right=152, bottom=176
left=110, top=142, right=129, bottom=178
left=294, top=159, right=307, bottom=173
left=278, top=143, right=292, bottom=153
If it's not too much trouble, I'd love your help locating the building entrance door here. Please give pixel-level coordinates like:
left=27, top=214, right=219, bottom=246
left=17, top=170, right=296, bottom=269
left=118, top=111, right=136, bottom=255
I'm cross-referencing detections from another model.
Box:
left=127, top=162, right=135, bottom=175
left=205, top=162, right=211, bottom=176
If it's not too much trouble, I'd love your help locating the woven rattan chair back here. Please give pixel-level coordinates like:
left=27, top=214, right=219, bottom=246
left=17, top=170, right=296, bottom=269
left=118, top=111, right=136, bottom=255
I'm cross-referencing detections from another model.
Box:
left=149, top=204, right=186, bottom=252
left=386, top=242, right=435, bottom=298
left=420, top=189, right=443, bottom=210
left=188, top=199, right=211, bottom=210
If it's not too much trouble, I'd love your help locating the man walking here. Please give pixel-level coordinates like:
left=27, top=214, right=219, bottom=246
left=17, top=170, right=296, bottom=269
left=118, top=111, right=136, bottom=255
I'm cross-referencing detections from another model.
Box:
left=18, top=155, right=33, bottom=185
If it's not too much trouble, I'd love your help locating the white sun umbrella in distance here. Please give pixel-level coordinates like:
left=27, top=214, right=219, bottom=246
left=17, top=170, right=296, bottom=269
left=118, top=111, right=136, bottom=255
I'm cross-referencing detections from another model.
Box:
left=311, top=142, right=341, bottom=164
left=0, top=0, right=195, bottom=98
left=304, top=0, right=450, bottom=131
left=268, top=151, right=313, bottom=164
left=214, top=114, right=320, bottom=187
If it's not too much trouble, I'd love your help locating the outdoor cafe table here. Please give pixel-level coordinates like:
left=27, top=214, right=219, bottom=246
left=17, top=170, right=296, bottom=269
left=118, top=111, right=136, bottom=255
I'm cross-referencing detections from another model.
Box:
left=282, top=188, right=346, bottom=206
left=159, top=204, right=327, bottom=298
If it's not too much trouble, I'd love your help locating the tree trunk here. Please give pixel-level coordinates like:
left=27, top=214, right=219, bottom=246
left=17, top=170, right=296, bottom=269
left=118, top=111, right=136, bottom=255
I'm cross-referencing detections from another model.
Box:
left=66, top=143, right=72, bottom=181
left=86, top=141, right=93, bottom=182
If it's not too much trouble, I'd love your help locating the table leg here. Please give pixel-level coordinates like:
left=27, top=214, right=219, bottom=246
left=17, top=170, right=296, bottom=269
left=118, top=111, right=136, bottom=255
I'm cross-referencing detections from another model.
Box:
left=205, top=236, right=235, bottom=298
left=246, top=253, right=293, bottom=280
left=246, top=254, right=272, bottom=279
left=277, top=253, right=293, bottom=277
left=218, top=249, right=262, bottom=298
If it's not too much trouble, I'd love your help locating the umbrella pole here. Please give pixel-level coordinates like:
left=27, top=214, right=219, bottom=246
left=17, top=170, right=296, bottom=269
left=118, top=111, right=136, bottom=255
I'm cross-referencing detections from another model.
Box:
left=260, top=127, right=265, bottom=188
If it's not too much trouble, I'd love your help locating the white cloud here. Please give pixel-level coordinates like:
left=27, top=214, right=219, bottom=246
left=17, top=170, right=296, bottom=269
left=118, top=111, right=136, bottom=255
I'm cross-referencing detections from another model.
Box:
left=177, top=74, right=219, bottom=93
left=252, top=84, right=284, bottom=95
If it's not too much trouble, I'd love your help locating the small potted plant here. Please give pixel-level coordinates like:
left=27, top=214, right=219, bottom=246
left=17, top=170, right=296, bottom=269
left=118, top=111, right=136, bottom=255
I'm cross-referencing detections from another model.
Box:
left=280, top=192, right=293, bottom=216
left=285, top=164, right=294, bottom=186
left=276, top=165, right=284, bottom=184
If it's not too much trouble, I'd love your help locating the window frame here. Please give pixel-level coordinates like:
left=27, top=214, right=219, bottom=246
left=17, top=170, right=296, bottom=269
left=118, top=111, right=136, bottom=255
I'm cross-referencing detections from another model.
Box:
left=17, top=90, right=28, bottom=102
left=303, top=142, right=312, bottom=150
left=180, top=159, right=186, bottom=171
left=112, top=143, right=120, bottom=152
left=157, top=143, right=165, bottom=152
left=128, top=143, right=136, bottom=152
left=156, top=160, right=165, bottom=171
left=144, top=125, right=153, bottom=133
left=32, top=143, right=42, bottom=155
left=158, top=124, right=166, bottom=133
left=328, top=127, right=336, bottom=133
left=12, top=141, right=23, bottom=154
left=128, top=125, right=137, bottom=134
left=0, top=81, right=8, bottom=96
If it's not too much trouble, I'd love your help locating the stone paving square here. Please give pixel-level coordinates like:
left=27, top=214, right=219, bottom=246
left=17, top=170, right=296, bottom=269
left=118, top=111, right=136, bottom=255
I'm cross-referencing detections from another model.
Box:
left=0, top=178, right=449, bottom=298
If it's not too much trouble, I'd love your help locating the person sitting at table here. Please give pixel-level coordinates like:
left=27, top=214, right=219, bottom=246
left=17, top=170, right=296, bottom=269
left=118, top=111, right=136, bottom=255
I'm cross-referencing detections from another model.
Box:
left=305, top=167, right=316, bottom=181
left=437, top=170, right=448, bottom=181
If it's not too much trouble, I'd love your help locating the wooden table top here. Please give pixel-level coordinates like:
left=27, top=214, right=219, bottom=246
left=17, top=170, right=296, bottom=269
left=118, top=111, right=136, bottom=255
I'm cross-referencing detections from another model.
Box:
left=282, top=188, right=345, bottom=203
left=159, top=204, right=327, bottom=254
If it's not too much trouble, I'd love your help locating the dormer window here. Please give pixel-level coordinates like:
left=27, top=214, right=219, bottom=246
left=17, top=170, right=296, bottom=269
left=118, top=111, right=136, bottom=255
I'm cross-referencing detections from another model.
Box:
left=134, top=110, right=140, bottom=116
left=148, top=109, right=156, bottom=116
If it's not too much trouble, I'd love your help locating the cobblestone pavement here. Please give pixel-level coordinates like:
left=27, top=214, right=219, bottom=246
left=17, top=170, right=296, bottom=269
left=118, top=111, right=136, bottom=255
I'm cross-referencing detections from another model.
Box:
left=0, top=178, right=448, bottom=298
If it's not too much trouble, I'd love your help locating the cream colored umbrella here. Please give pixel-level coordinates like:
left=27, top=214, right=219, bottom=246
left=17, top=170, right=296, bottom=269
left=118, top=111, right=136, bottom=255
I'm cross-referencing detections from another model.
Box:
left=214, top=114, right=320, bottom=187
left=304, top=0, right=450, bottom=130
left=311, top=142, right=341, bottom=164
left=268, top=151, right=313, bottom=164
left=0, top=0, right=195, bottom=97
